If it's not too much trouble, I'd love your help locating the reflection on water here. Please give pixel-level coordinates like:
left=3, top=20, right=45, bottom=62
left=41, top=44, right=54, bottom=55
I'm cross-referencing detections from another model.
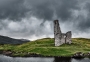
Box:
left=54, top=57, right=71, bottom=62
left=0, top=55, right=54, bottom=62
left=54, top=57, right=90, bottom=62
left=72, top=58, right=90, bottom=62
left=0, top=55, right=90, bottom=62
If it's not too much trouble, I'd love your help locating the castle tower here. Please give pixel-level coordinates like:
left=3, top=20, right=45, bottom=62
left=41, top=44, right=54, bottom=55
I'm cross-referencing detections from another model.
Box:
left=54, top=20, right=62, bottom=46
left=54, top=20, right=72, bottom=46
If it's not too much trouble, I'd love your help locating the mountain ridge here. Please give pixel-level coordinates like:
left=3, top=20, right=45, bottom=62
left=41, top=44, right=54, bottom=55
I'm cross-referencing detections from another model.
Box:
left=0, top=35, right=30, bottom=44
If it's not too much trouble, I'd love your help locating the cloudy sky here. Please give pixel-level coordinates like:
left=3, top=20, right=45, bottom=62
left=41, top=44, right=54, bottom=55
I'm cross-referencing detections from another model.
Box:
left=0, top=0, right=90, bottom=40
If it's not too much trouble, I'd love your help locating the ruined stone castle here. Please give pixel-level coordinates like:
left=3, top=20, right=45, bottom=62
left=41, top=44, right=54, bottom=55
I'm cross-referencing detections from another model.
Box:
left=54, top=20, right=72, bottom=46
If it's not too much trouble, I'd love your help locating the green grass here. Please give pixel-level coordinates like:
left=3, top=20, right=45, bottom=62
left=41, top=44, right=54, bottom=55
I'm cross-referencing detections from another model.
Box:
left=0, top=38, right=90, bottom=57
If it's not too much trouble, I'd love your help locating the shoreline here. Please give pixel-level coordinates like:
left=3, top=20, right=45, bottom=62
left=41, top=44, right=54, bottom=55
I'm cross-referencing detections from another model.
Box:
left=0, top=50, right=90, bottom=58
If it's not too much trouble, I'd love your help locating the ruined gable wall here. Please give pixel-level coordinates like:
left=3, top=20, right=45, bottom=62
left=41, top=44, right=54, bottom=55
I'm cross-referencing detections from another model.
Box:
left=54, top=20, right=62, bottom=46
left=54, top=20, right=72, bottom=46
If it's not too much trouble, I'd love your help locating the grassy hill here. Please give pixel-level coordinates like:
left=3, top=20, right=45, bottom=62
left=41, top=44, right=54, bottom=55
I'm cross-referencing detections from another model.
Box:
left=0, top=38, right=90, bottom=57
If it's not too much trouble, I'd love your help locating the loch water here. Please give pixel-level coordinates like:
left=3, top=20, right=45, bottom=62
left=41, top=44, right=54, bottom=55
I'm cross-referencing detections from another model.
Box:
left=0, top=55, right=90, bottom=62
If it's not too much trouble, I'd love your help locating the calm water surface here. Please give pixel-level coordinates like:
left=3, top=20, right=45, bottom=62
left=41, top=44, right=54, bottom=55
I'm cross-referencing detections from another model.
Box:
left=0, top=55, right=90, bottom=62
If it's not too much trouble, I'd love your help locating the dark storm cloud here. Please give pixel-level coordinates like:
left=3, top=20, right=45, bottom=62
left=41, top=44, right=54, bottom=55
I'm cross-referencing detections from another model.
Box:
left=0, top=0, right=79, bottom=21
left=78, top=18, right=90, bottom=31
left=28, top=0, right=79, bottom=21
left=30, top=1, right=54, bottom=20
left=0, top=0, right=29, bottom=21
left=0, top=0, right=90, bottom=40
left=74, top=1, right=90, bottom=32
left=56, top=0, right=79, bottom=21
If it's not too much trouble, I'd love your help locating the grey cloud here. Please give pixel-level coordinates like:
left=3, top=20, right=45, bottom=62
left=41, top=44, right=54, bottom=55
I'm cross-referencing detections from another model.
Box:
left=0, top=0, right=90, bottom=40
left=0, top=0, right=29, bottom=21
left=0, top=0, right=79, bottom=21
left=56, top=0, right=79, bottom=21
left=73, top=2, right=90, bottom=32
left=27, top=0, right=79, bottom=21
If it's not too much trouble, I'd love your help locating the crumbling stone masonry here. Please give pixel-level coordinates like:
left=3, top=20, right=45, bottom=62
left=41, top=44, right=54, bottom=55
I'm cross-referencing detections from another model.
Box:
left=54, top=20, right=72, bottom=46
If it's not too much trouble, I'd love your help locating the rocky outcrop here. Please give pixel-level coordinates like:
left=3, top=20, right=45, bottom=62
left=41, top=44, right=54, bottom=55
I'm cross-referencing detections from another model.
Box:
left=3, top=50, right=12, bottom=56
left=54, top=20, right=72, bottom=46
left=73, top=52, right=90, bottom=57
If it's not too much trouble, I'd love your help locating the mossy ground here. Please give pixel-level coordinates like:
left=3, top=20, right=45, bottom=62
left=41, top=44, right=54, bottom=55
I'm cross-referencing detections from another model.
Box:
left=0, top=38, right=90, bottom=57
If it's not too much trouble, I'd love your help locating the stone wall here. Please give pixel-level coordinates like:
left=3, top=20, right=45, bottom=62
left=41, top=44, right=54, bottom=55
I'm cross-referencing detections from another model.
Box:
left=54, top=20, right=72, bottom=46
left=54, top=20, right=62, bottom=46
left=66, top=31, right=72, bottom=44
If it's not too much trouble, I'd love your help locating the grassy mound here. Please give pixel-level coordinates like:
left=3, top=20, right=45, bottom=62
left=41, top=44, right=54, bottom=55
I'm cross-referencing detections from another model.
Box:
left=0, top=38, right=90, bottom=57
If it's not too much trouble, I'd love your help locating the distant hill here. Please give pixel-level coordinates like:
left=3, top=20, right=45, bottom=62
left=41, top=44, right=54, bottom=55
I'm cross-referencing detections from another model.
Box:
left=0, top=35, right=30, bottom=44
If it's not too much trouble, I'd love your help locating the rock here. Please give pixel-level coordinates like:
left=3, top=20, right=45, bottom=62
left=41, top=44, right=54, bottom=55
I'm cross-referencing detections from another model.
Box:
left=84, top=52, right=90, bottom=57
left=3, top=50, right=12, bottom=56
left=73, top=52, right=84, bottom=57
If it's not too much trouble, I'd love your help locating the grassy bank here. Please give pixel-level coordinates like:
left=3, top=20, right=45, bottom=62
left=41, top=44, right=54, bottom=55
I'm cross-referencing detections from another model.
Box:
left=0, top=38, right=90, bottom=57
